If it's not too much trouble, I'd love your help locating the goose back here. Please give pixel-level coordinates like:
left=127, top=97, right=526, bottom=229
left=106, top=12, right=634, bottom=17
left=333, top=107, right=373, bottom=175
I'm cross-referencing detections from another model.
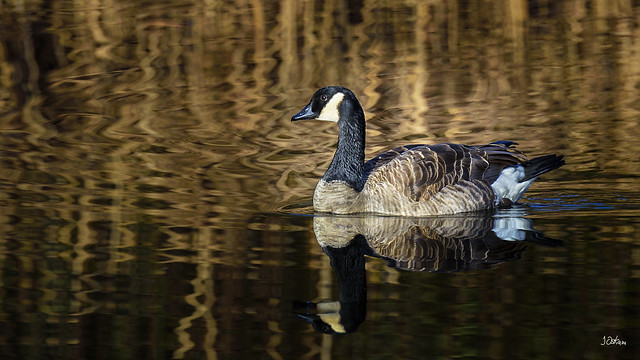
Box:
left=353, top=142, right=525, bottom=215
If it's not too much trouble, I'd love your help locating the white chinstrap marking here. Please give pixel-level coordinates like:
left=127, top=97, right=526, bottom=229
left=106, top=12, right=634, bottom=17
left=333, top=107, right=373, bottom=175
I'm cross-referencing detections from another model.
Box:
left=316, top=92, right=345, bottom=122
left=318, top=313, right=346, bottom=333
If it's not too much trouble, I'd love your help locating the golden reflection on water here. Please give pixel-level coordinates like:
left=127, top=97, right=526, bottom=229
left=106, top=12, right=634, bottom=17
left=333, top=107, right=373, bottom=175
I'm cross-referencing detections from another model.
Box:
left=1, top=0, right=640, bottom=359
left=2, top=0, right=640, bottom=221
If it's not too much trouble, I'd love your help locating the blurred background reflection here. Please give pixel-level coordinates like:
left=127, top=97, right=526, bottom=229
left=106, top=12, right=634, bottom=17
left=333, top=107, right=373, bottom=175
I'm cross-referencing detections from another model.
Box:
left=0, top=0, right=638, bottom=359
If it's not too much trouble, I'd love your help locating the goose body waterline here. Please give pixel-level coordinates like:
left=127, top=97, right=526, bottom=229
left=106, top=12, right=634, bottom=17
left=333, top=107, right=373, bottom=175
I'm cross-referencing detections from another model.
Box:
left=291, top=86, right=565, bottom=216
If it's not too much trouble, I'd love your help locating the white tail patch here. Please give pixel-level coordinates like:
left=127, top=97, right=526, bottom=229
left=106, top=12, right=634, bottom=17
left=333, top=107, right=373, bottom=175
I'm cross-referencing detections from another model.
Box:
left=492, top=216, right=534, bottom=241
left=490, top=165, right=536, bottom=204
left=316, top=92, right=345, bottom=122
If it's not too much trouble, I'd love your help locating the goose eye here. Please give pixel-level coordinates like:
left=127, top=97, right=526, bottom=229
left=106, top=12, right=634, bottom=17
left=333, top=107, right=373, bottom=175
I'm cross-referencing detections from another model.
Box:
left=320, top=94, right=328, bottom=102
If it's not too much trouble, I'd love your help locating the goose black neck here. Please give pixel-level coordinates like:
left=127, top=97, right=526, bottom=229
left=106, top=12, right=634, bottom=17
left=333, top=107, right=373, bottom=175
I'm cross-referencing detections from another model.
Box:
left=324, top=235, right=367, bottom=304
left=323, top=103, right=366, bottom=191
left=323, top=235, right=368, bottom=332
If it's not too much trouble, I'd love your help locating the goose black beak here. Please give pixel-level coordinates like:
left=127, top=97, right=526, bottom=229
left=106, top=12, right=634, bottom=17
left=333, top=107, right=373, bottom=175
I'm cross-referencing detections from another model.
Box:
left=291, top=103, right=316, bottom=121
left=294, top=313, right=319, bottom=323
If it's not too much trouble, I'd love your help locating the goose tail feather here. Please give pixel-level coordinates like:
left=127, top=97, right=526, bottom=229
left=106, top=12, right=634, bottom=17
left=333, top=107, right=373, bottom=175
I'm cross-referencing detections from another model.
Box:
left=491, top=154, right=564, bottom=204
left=521, top=154, right=565, bottom=182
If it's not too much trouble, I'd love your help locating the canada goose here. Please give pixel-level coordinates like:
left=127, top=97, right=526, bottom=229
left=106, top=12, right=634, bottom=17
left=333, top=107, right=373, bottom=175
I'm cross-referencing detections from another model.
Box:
left=292, top=86, right=565, bottom=215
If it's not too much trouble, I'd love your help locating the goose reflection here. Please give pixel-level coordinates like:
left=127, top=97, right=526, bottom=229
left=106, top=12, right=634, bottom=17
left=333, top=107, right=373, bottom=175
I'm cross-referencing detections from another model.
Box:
left=294, top=209, right=562, bottom=334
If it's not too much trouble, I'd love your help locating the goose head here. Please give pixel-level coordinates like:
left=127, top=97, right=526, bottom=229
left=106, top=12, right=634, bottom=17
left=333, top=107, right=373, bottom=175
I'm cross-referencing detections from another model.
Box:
left=292, top=86, right=367, bottom=192
left=291, top=86, right=364, bottom=124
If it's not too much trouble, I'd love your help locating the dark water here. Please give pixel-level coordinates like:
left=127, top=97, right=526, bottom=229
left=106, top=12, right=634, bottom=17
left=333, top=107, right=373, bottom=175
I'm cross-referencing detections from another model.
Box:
left=1, top=1, right=639, bottom=359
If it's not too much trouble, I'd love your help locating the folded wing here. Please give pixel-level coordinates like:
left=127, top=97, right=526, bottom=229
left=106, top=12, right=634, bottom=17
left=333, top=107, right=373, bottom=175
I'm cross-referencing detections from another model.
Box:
left=362, top=142, right=526, bottom=202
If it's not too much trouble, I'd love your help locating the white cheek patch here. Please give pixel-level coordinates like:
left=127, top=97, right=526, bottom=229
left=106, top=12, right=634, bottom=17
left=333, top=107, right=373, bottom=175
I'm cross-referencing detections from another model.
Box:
left=316, top=92, right=344, bottom=122
left=317, top=301, right=341, bottom=313
left=318, top=313, right=346, bottom=333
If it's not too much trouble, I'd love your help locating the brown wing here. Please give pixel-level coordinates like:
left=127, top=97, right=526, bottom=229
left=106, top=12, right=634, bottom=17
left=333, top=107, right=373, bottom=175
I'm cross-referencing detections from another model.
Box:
left=478, top=141, right=527, bottom=183
left=362, top=142, right=526, bottom=201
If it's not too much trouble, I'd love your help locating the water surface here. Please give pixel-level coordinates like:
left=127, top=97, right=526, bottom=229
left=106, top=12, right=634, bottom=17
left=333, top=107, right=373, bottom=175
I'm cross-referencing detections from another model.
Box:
left=0, top=1, right=639, bottom=359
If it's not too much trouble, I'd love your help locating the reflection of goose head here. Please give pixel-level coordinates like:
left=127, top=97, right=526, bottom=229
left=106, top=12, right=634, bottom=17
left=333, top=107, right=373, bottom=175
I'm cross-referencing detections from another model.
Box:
left=296, top=211, right=562, bottom=334
left=294, top=235, right=368, bottom=334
